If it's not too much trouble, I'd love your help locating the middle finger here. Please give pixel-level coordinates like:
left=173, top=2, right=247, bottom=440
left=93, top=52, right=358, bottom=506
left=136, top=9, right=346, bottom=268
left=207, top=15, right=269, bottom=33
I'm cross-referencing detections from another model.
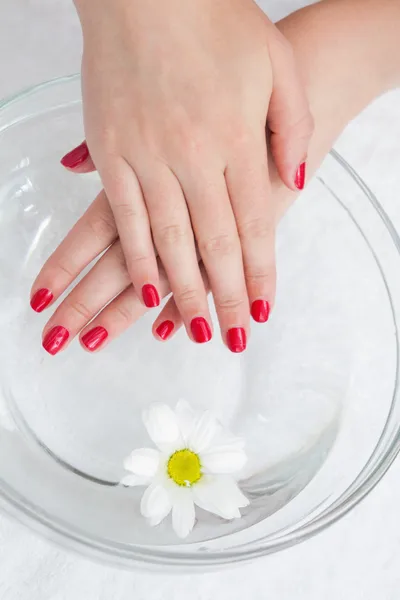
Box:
left=180, top=167, right=250, bottom=353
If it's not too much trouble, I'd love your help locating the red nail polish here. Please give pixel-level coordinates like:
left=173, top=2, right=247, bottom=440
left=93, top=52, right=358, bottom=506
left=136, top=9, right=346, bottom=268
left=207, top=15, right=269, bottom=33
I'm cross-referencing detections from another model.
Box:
left=142, top=284, right=160, bottom=308
left=251, top=299, right=270, bottom=323
left=81, top=326, right=108, bottom=351
left=30, top=288, right=53, bottom=313
left=295, top=162, right=306, bottom=190
left=156, top=320, right=174, bottom=341
left=227, top=327, right=247, bottom=353
left=191, top=317, right=212, bottom=343
left=60, top=141, right=89, bottom=169
left=42, top=326, right=69, bottom=355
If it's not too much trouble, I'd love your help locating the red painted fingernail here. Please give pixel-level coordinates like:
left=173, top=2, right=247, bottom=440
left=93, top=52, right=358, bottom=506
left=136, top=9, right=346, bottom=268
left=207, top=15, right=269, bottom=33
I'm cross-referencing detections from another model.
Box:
left=191, top=317, right=212, bottom=343
left=60, top=141, right=89, bottom=169
left=227, top=327, right=247, bottom=353
left=42, top=326, right=69, bottom=355
left=30, top=288, right=53, bottom=313
left=251, top=299, right=270, bottom=323
left=295, top=162, right=306, bottom=190
left=81, top=326, right=108, bottom=351
left=142, top=284, right=160, bottom=308
left=156, top=320, right=174, bottom=341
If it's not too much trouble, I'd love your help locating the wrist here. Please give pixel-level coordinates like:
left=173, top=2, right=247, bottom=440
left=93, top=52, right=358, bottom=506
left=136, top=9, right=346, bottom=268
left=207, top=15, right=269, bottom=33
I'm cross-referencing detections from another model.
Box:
left=271, top=0, right=400, bottom=221
left=278, top=0, right=400, bottom=137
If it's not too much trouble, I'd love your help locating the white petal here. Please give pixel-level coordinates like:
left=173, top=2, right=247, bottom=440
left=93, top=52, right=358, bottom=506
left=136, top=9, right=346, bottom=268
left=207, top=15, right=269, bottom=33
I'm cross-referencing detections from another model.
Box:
left=212, top=430, right=246, bottom=450
left=123, top=448, right=160, bottom=477
left=120, top=474, right=150, bottom=487
left=143, top=403, right=182, bottom=451
left=188, top=411, right=221, bottom=453
left=140, top=482, right=172, bottom=522
left=193, top=476, right=249, bottom=520
left=148, top=514, right=166, bottom=527
left=148, top=498, right=173, bottom=527
left=172, top=489, right=196, bottom=539
left=175, top=399, right=197, bottom=443
left=201, top=446, right=247, bottom=474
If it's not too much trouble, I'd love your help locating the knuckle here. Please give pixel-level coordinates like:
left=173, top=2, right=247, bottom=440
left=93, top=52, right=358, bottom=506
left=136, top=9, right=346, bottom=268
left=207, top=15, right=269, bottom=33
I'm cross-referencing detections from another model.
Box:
left=113, top=201, right=141, bottom=220
left=115, top=303, right=134, bottom=325
left=289, top=111, right=315, bottom=140
left=199, top=233, right=237, bottom=258
left=217, top=294, right=247, bottom=312
left=176, top=286, right=200, bottom=306
left=67, top=299, right=93, bottom=321
left=155, top=223, right=192, bottom=247
left=239, top=218, right=274, bottom=242
left=179, top=128, right=205, bottom=159
left=55, top=259, right=75, bottom=279
left=246, top=267, right=276, bottom=286
left=126, top=254, right=154, bottom=282
left=230, top=124, right=256, bottom=150
left=92, top=126, right=118, bottom=155
left=127, top=254, right=151, bottom=270
left=87, top=209, right=117, bottom=241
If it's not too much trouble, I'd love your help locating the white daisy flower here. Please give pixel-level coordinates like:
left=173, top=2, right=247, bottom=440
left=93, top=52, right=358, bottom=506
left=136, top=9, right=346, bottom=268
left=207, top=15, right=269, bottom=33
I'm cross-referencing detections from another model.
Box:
left=121, top=400, right=249, bottom=539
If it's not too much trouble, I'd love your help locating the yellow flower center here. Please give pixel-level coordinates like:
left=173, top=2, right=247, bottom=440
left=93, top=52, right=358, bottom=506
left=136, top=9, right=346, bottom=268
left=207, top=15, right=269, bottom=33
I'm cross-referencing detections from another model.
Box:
left=167, top=449, right=202, bottom=487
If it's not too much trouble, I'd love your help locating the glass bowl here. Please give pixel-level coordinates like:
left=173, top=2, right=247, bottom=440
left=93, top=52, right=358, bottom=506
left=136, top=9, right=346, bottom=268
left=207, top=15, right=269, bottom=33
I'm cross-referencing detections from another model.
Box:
left=0, top=75, right=399, bottom=570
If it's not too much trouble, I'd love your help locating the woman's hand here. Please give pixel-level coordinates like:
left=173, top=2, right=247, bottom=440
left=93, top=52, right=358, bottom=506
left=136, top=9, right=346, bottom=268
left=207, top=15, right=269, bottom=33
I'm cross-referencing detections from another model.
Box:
left=31, top=0, right=400, bottom=355
left=56, top=0, right=313, bottom=352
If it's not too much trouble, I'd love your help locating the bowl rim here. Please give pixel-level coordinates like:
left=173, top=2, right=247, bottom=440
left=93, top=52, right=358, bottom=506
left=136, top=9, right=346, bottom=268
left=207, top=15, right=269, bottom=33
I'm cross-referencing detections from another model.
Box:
left=0, top=74, right=399, bottom=569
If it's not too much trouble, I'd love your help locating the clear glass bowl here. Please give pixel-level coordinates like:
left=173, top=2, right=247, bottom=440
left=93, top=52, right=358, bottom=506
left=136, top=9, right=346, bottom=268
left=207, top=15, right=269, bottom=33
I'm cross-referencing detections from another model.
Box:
left=0, top=75, right=399, bottom=570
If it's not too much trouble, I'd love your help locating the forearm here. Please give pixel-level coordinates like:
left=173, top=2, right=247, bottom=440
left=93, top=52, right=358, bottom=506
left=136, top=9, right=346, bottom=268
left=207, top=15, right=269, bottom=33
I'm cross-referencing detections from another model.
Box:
left=272, top=0, right=400, bottom=218
left=282, top=0, right=400, bottom=125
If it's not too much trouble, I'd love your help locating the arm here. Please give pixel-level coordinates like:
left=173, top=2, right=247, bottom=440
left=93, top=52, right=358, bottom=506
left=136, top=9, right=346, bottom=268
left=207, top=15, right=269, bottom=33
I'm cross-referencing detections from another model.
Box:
left=272, top=0, right=400, bottom=219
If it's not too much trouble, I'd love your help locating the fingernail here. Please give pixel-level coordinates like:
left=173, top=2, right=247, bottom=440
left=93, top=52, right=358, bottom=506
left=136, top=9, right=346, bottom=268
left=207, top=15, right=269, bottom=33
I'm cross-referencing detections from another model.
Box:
left=60, top=141, right=89, bottom=169
left=191, top=317, right=212, bottom=344
left=227, top=327, right=247, bottom=353
left=156, top=320, right=174, bottom=341
left=30, top=288, right=53, bottom=313
left=42, top=326, right=69, bottom=355
left=142, top=284, right=160, bottom=308
left=81, top=326, right=108, bottom=351
left=295, top=162, right=306, bottom=190
left=251, top=299, right=270, bottom=323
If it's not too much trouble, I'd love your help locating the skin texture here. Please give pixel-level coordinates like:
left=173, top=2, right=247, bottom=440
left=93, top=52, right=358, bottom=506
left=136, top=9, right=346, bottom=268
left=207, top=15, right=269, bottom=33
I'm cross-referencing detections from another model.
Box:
left=61, top=0, right=314, bottom=349
left=31, top=0, right=400, bottom=354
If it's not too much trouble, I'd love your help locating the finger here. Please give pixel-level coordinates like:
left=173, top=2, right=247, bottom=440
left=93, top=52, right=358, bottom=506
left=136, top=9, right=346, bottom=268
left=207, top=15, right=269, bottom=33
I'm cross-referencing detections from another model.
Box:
left=181, top=169, right=250, bottom=353
left=152, top=264, right=211, bottom=342
left=100, top=158, right=161, bottom=308
left=225, top=141, right=276, bottom=325
left=30, top=190, right=117, bottom=313
left=60, top=141, right=96, bottom=173
left=139, top=164, right=213, bottom=344
left=268, top=33, right=314, bottom=191
left=41, top=240, right=131, bottom=355
left=79, top=261, right=174, bottom=353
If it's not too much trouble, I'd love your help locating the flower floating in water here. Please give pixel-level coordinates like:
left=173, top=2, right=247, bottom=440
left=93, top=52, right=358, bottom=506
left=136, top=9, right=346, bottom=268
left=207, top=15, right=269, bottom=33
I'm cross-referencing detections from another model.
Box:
left=121, top=400, right=249, bottom=538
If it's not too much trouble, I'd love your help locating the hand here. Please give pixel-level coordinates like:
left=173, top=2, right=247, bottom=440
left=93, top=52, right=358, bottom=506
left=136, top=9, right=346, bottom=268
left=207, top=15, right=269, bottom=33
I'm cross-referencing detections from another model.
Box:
left=31, top=0, right=400, bottom=355
left=56, top=0, right=313, bottom=353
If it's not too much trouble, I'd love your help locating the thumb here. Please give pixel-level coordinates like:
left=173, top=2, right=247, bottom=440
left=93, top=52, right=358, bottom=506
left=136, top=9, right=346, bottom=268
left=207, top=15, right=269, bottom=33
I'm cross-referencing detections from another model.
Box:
left=268, top=34, right=314, bottom=191
left=60, top=141, right=96, bottom=173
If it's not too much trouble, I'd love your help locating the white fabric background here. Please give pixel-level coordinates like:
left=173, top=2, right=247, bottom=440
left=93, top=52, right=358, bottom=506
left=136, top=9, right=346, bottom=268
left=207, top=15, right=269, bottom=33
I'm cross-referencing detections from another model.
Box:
left=1, top=0, right=400, bottom=598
